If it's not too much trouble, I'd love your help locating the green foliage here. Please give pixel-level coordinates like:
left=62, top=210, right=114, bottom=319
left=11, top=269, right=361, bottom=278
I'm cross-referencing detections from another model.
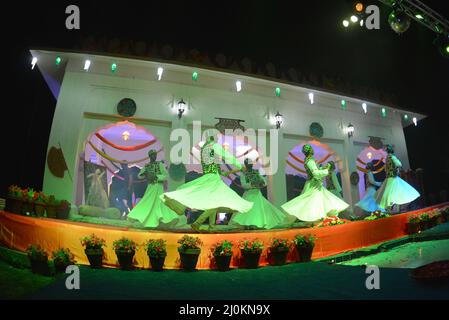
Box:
left=80, top=234, right=106, bottom=249
left=177, top=235, right=203, bottom=252
left=212, top=240, right=233, bottom=257
left=26, top=245, right=48, bottom=262
left=145, top=239, right=167, bottom=258
left=113, top=237, right=138, bottom=253
left=269, top=238, right=290, bottom=251
left=238, top=239, right=264, bottom=253
left=52, top=248, right=75, bottom=266
left=293, top=234, right=316, bottom=248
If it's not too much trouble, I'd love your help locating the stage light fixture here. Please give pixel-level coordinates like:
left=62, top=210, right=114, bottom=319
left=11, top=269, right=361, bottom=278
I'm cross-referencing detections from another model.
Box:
left=275, top=87, right=281, bottom=97
left=362, top=103, right=367, bottom=114
left=413, top=117, right=418, bottom=126
left=381, top=108, right=387, bottom=117
left=347, top=123, right=355, bottom=138
left=55, top=56, right=61, bottom=66
left=351, top=15, right=359, bottom=23
left=177, top=98, right=186, bottom=119
left=275, top=112, right=283, bottom=129
left=354, top=2, right=364, bottom=13
left=403, top=114, right=409, bottom=121
left=157, top=67, right=164, bottom=80
left=388, top=10, right=411, bottom=34
left=31, top=57, right=38, bottom=70
left=343, top=20, right=350, bottom=27
left=192, top=71, right=199, bottom=81
left=341, top=99, right=347, bottom=109
left=111, top=63, right=117, bottom=73
left=360, top=19, right=364, bottom=27
left=434, top=35, right=449, bottom=57
left=415, top=14, right=424, bottom=20
left=236, top=80, right=242, bottom=92
left=308, top=92, right=314, bottom=104
left=84, top=60, right=91, bottom=71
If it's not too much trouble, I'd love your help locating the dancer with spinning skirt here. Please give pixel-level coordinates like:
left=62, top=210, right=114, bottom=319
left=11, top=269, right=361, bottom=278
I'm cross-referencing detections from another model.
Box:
left=230, top=159, right=296, bottom=229
left=325, top=161, right=343, bottom=199
left=128, top=150, right=187, bottom=229
left=375, top=144, right=420, bottom=212
left=161, top=134, right=253, bottom=231
left=281, top=144, right=349, bottom=222
left=355, top=162, right=382, bottom=215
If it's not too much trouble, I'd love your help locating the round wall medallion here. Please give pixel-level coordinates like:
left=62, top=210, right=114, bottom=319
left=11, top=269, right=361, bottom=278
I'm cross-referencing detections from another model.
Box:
left=169, top=163, right=186, bottom=181
left=350, top=172, right=360, bottom=185
left=309, top=122, right=324, bottom=139
left=117, top=98, right=137, bottom=117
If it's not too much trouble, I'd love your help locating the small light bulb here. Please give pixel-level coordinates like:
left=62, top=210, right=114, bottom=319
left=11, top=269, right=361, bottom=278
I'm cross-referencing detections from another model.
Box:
left=351, top=15, right=358, bottom=23
left=413, top=117, right=417, bottom=126
left=362, top=103, right=367, bottom=114
left=84, top=60, right=91, bottom=71
left=157, top=67, right=164, bottom=80
left=343, top=20, right=349, bottom=27
left=236, top=80, right=242, bottom=92
left=308, top=92, right=314, bottom=104
left=31, top=57, right=38, bottom=70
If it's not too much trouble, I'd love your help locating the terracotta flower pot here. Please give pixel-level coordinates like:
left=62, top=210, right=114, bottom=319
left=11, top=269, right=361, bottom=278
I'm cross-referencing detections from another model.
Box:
left=85, top=248, right=104, bottom=268
left=214, top=255, right=232, bottom=271
left=241, top=251, right=261, bottom=269
left=296, top=245, right=314, bottom=262
left=270, top=247, right=289, bottom=266
left=46, top=205, right=58, bottom=219
left=34, top=202, right=46, bottom=217
left=115, top=250, right=135, bottom=270
left=179, top=248, right=201, bottom=271
left=149, top=255, right=166, bottom=271
left=407, top=222, right=421, bottom=234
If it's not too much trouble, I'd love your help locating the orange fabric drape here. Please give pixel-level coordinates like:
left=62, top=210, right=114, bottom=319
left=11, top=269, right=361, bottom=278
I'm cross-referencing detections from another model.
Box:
left=95, top=132, right=157, bottom=151
left=1, top=203, right=448, bottom=269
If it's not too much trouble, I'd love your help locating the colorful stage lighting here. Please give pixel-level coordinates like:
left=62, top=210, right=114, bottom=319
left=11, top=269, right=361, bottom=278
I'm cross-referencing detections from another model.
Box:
left=413, top=117, right=418, bottom=126
left=342, top=20, right=350, bottom=28
left=55, top=56, right=61, bottom=66
left=84, top=60, right=91, bottom=71
left=157, top=67, right=164, bottom=80
left=308, top=92, right=314, bottom=104
left=350, top=15, right=358, bottom=23
left=415, top=14, right=424, bottom=20
left=341, top=100, right=346, bottom=109
left=403, top=114, right=409, bottom=121
left=111, top=63, right=117, bottom=73
left=354, top=2, right=364, bottom=13
left=275, top=87, right=281, bottom=97
left=381, top=108, right=387, bottom=117
left=362, top=103, right=367, bottom=114
left=31, top=57, right=38, bottom=70
left=192, top=71, right=198, bottom=81
left=236, top=81, right=242, bottom=92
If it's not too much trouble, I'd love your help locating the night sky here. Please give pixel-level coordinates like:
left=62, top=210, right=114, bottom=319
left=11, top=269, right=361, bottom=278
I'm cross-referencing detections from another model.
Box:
left=4, top=1, right=449, bottom=201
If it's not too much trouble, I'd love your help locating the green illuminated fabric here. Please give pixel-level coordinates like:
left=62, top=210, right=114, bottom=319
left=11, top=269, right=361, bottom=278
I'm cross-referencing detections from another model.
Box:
left=230, top=171, right=296, bottom=229
left=161, top=142, right=252, bottom=214
left=128, top=162, right=187, bottom=229
left=281, top=158, right=349, bottom=222
left=375, top=155, right=420, bottom=209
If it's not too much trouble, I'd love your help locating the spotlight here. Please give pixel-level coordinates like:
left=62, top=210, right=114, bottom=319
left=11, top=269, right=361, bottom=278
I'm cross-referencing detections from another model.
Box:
left=362, top=103, right=367, bottom=114
left=341, top=99, right=347, bottom=109
left=111, top=63, right=117, bottom=73
left=236, top=80, right=242, bottom=92
left=403, top=114, right=409, bottom=121
left=157, top=67, right=164, bottom=80
left=413, top=117, right=418, bottom=126
left=415, top=14, right=424, bottom=20
left=343, top=20, right=350, bottom=28
left=351, top=15, right=359, bottom=23
left=55, top=56, right=61, bottom=66
left=360, top=19, right=364, bottom=27
left=388, top=10, right=411, bottom=34
left=308, top=92, right=314, bottom=104
left=381, top=108, right=387, bottom=117
left=84, top=59, right=91, bottom=71
left=354, top=2, right=364, bottom=13
left=192, top=71, right=199, bottom=81
left=275, top=87, right=281, bottom=97
left=31, top=57, right=38, bottom=70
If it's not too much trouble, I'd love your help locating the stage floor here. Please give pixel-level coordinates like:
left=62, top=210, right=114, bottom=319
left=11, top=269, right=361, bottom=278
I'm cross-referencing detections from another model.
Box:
left=1, top=202, right=448, bottom=270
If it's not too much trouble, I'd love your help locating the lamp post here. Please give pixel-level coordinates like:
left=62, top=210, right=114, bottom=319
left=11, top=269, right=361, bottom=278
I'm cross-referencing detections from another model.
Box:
left=347, top=123, right=354, bottom=138
left=177, top=98, right=186, bottom=119
left=275, top=112, right=283, bottom=129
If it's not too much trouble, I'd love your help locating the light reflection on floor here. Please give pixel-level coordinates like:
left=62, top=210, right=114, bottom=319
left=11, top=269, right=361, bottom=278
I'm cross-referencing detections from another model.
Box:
left=341, top=239, right=449, bottom=269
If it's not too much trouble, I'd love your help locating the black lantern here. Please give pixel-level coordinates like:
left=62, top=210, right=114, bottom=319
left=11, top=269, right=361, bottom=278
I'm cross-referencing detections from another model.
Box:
left=275, top=111, right=283, bottom=129
left=347, top=123, right=354, bottom=138
left=177, top=98, right=186, bottom=119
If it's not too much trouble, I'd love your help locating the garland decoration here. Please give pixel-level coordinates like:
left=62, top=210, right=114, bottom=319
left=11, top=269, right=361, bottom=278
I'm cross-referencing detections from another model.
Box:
left=95, top=132, right=157, bottom=151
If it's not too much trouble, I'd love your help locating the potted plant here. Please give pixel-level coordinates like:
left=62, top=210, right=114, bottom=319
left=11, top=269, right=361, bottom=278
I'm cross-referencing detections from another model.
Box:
left=293, top=234, right=316, bottom=262
left=269, top=238, right=291, bottom=266
left=419, top=213, right=431, bottom=230
left=34, top=191, right=47, bottom=217
left=113, top=237, right=138, bottom=270
left=26, top=244, right=50, bottom=275
left=364, top=210, right=391, bottom=221
left=52, top=248, right=76, bottom=273
left=57, top=200, right=71, bottom=219
left=211, top=240, right=233, bottom=271
left=21, top=188, right=36, bottom=216
left=316, top=216, right=346, bottom=227
left=177, top=235, right=203, bottom=271
left=442, top=207, right=449, bottom=223
left=46, top=195, right=58, bottom=219
left=81, top=234, right=106, bottom=268
left=145, top=239, right=167, bottom=271
left=407, top=215, right=421, bottom=234
left=6, top=185, right=23, bottom=214
left=239, top=239, right=264, bottom=269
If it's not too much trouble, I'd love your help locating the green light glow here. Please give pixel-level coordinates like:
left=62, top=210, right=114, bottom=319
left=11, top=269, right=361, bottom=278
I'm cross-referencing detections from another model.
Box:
left=111, top=63, right=117, bottom=73
left=341, top=100, right=346, bottom=109
left=381, top=108, right=387, bottom=117
left=415, top=14, right=424, bottom=20
left=192, top=71, right=198, bottom=81
left=55, top=56, right=61, bottom=65
left=275, top=87, right=281, bottom=97
left=403, top=114, right=408, bottom=120
left=446, top=45, right=449, bottom=54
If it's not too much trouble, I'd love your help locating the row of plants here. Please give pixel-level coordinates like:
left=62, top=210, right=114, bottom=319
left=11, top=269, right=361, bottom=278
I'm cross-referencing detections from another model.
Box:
left=78, top=233, right=317, bottom=272
left=6, top=185, right=70, bottom=219
left=26, top=245, right=76, bottom=275
left=364, top=210, right=391, bottom=221
left=406, top=206, right=449, bottom=234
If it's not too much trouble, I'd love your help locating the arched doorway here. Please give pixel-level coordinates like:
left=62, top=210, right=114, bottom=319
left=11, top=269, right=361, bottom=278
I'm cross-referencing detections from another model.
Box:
left=285, top=140, right=342, bottom=201
left=78, top=121, right=164, bottom=216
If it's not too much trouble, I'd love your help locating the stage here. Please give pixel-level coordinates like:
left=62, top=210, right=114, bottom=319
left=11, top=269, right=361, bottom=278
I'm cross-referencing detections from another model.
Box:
left=1, top=203, right=448, bottom=270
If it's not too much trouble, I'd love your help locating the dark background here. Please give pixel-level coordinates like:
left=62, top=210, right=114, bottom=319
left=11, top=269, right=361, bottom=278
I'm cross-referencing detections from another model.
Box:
left=3, top=0, right=449, bottom=202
